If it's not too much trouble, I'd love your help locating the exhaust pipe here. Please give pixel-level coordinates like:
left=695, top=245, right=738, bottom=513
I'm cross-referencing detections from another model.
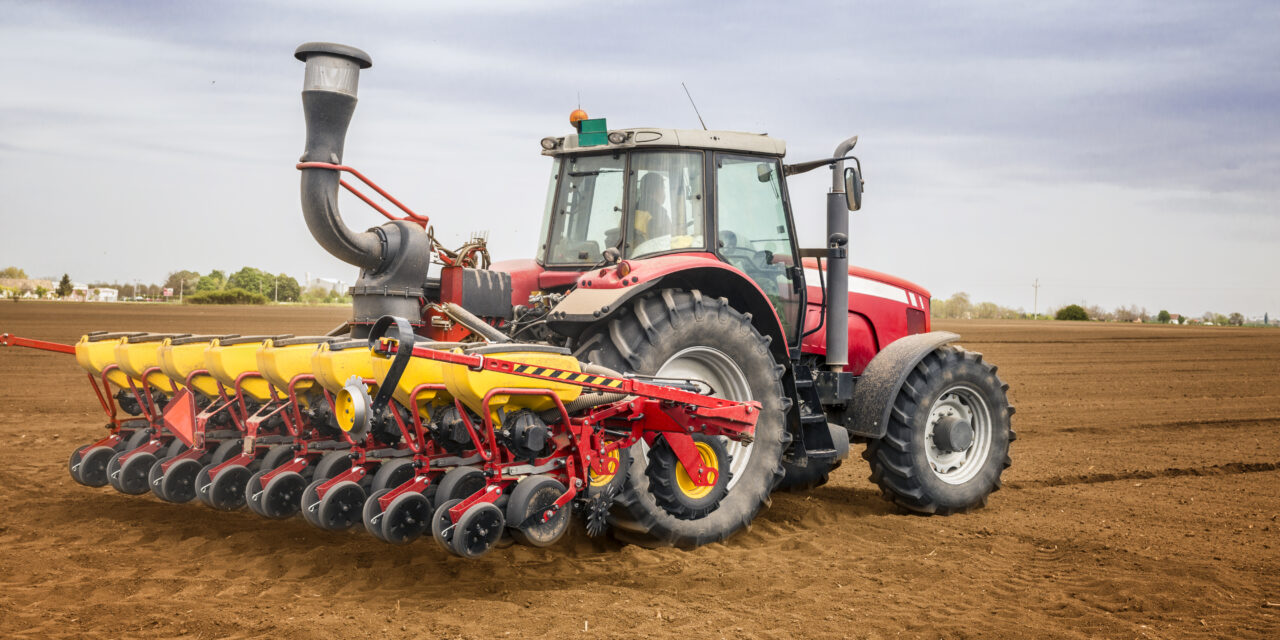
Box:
left=824, top=136, right=857, bottom=371
left=295, top=43, right=432, bottom=335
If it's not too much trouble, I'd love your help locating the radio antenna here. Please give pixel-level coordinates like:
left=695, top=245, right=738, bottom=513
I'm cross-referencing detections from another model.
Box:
left=681, top=82, right=708, bottom=130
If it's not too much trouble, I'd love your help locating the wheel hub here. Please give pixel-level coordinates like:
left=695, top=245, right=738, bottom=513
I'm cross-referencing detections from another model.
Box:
left=924, top=384, right=993, bottom=485
left=932, top=415, right=973, bottom=452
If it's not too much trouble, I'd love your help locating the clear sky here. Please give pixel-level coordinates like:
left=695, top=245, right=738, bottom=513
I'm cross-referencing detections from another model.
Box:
left=2, top=1, right=1277, bottom=317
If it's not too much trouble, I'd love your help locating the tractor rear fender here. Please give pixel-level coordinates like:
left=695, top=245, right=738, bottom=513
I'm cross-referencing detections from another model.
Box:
left=849, top=331, right=960, bottom=439
left=546, top=254, right=789, bottom=362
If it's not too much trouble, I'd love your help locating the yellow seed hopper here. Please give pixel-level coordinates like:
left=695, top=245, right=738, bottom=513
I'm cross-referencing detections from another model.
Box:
left=114, top=333, right=190, bottom=394
left=443, top=343, right=583, bottom=418
left=313, top=339, right=377, bottom=395
left=75, top=332, right=151, bottom=389
left=158, top=335, right=237, bottom=397
left=257, top=336, right=335, bottom=397
left=371, top=341, right=467, bottom=419
left=205, top=335, right=291, bottom=402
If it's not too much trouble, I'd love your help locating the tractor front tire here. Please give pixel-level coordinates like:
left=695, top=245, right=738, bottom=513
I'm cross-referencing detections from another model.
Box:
left=863, top=345, right=1014, bottom=514
left=575, top=289, right=789, bottom=548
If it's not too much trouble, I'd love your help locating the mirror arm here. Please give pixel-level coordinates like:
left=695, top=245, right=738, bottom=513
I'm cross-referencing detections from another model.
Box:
left=783, top=154, right=860, bottom=177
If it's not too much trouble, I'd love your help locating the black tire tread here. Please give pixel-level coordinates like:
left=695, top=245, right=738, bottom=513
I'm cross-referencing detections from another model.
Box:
left=862, top=345, right=1015, bottom=515
left=574, top=289, right=789, bottom=549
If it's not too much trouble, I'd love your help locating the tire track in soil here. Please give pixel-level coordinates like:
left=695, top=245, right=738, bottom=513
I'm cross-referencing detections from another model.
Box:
left=1008, top=460, right=1280, bottom=489
left=1056, top=416, right=1280, bottom=435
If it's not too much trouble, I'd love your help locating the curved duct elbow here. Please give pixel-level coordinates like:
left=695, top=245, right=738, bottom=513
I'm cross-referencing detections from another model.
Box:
left=295, top=42, right=383, bottom=272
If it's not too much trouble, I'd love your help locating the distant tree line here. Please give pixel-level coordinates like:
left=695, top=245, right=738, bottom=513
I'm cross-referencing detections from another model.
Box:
left=165, top=268, right=347, bottom=304
left=931, top=291, right=1257, bottom=327
left=165, top=268, right=303, bottom=304
left=1051, top=304, right=1247, bottom=326
left=0, top=264, right=332, bottom=305
left=930, top=293, right=1028, bottom=320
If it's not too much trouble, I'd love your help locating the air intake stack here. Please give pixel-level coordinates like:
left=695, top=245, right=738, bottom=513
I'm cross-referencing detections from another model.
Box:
left=295, top=42, right=432, bottom=337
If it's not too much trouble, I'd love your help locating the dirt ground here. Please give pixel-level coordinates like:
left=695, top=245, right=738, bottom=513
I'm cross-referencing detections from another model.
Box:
left=0, top=301, right=1276, bottom=639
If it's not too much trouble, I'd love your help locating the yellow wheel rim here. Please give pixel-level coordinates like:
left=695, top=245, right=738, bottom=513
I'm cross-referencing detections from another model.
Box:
left=675, top=441, right=718, bottom=500
left=335, top=389, right=356, bottom=432
left=589, top=448, right=621, bottom=488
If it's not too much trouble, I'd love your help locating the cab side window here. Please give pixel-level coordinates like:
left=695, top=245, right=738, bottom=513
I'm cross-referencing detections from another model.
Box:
left=714, top=154, right=800, bottom=336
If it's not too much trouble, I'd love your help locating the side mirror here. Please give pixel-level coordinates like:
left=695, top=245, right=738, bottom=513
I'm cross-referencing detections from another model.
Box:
left=844, top=162, right=863, bottom=211
left=757, top=163, right=774, bottom=183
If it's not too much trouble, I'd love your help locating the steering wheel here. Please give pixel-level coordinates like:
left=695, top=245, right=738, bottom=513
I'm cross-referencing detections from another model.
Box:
left=717, top=231, right=786, bottom=293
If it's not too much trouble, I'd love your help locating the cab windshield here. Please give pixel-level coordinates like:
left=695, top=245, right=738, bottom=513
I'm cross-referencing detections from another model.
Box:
left=543, top=154, right=624, bottom=265
left=541, top=150, right=705, bottom=265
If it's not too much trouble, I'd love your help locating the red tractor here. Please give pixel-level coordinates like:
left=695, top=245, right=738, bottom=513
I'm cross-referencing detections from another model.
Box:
left=294, top=43, right=1014, bottom=547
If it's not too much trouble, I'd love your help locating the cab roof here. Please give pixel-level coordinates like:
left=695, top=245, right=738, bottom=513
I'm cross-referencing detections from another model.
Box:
left=541, top=128, right=787, bottom=158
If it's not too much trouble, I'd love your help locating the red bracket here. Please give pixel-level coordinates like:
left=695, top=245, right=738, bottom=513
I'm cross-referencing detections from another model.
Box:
left=296, top=162, right=429, bottom=227
left=258, top=455, right=309, bottom=490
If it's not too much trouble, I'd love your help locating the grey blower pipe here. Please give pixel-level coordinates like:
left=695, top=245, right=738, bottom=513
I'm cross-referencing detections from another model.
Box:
left=824, top=136, right=858, bottom=371
left=295, top=43, right=434, bottom=333
left=294, top=43, right=382, bottom=271
left=441, top=302, right=511, bottom=343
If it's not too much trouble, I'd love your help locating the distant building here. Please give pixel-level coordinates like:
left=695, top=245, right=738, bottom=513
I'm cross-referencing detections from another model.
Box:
left=71, top=284, right=118, bottom=302
left=306, top=276, right=347, bottom=294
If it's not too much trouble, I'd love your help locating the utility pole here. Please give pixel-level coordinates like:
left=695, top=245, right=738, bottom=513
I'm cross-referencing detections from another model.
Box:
left=274, top=276, right=279, bottom=303
left=1033, top=278, right=1040, bottom=318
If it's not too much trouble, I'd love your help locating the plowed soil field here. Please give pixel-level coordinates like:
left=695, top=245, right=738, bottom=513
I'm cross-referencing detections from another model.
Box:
left=1, top=301, right=1277, bottom=639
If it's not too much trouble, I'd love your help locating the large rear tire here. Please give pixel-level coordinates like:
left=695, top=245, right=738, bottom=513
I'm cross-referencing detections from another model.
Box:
left=574, top=289, right=788, bottom=548
left=863, top=345, right=1015, bottom=514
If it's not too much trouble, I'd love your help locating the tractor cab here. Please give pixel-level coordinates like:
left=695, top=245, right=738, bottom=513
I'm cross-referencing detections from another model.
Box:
left=536, top=122, right=805, bottom=337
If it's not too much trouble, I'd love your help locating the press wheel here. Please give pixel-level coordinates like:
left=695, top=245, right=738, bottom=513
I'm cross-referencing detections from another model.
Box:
left=115, top=451, right=156, bottom=495
left=68, top=445, right=90, bottom=485
left=245, top=470, right=270, bottom=516
left=301, top=479, right=325, bottom=527
left=507, top=475, right=570, bottom=548
left=78, top=446, right=116, bottom=487
left=261, top=471, right=307, bottom=519
left=381, top=491, right=433, bottom=545
left=206, top=464, right=251, bottom=511
left=162, top=458, right=203, bottom=503
left=431, top=498, right=463, bottom=552
left=450, top=502, right=505, bottom=559
left=148, top=456, right=173, bottom=501
left=363, top=488, right=394, bottom=542
left=316, top=480, right=365, bottom=530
